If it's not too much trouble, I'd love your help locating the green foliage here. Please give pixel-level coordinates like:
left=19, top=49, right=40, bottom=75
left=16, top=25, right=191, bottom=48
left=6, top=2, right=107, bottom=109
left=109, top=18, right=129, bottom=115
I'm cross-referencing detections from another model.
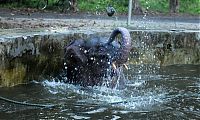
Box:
left=0, top=0, right=199, bottom=15
left=179, top=0, right=200, bottom=14
left=140, top=0, right=169, bottom=13
left=78, top=0, right=129, bottom=13
left=78, top=0, right=199, bottom=15
left=139, top=0, right=200, bottom=14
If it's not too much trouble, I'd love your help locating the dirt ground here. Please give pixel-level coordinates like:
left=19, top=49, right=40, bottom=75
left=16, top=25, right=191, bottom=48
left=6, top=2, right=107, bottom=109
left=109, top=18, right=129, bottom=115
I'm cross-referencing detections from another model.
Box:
left=0, top=8, right=199, bottom=30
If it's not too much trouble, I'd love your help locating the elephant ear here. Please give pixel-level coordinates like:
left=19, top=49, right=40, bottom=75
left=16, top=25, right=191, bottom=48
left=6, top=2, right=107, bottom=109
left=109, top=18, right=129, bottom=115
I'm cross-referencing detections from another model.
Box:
left=65, top=44, right=87, bottom=64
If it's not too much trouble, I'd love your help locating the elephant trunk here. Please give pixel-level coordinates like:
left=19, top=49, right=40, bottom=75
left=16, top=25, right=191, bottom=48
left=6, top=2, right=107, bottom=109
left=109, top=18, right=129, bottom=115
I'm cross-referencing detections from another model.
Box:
left=107, top=27, right=131, bottom=64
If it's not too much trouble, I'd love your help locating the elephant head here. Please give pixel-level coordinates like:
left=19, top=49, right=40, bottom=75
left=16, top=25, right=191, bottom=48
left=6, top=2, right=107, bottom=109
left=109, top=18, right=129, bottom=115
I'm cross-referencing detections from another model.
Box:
left=64, top=27, right=131, bottom=87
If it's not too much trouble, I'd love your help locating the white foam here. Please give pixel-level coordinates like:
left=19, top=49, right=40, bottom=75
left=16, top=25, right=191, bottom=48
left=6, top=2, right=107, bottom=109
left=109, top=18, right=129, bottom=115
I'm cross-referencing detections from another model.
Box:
left=111, top=115, right=121, bottom=120
left=84, top=108, right=107, bottom=114
left=41, top=77, right=169, bottom=111
left=71, top=115, right=90, bottom=120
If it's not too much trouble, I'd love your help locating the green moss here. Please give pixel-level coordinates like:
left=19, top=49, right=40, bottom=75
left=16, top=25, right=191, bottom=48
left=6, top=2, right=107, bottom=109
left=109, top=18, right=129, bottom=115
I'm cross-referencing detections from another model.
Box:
left=0, top=63, right=26, bottom=87
left=0, top=53, right=62, bottom=87
left=161, top=48, right=200, bottom=66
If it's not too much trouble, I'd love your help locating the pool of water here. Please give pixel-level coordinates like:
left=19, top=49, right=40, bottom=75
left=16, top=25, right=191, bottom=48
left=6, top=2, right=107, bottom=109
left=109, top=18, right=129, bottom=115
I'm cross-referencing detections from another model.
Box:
left=0, top=64, right=200, bottom=119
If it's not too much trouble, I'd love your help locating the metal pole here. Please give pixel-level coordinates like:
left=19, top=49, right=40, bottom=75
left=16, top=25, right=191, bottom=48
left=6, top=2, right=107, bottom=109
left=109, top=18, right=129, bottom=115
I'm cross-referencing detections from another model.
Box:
left=127, top=0, right=132, bottom=26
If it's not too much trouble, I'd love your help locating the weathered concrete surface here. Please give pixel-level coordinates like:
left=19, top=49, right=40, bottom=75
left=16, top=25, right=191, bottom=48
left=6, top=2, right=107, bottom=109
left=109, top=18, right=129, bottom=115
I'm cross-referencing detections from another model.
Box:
left=129, top=30, right=200, bottom=66
left=0, top=17, right=199, bottom=30
left=0, top=27, right=199, bottom=87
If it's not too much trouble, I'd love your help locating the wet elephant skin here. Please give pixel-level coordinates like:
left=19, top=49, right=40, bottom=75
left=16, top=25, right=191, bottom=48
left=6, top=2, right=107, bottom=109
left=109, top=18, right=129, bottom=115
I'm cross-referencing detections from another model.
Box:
left=64, top=27, right=131, bottom=86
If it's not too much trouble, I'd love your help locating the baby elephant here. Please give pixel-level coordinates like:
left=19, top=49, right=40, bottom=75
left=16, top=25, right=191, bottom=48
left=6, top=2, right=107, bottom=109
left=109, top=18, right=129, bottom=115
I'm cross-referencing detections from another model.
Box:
left=64, top=27, right=131, bottom=87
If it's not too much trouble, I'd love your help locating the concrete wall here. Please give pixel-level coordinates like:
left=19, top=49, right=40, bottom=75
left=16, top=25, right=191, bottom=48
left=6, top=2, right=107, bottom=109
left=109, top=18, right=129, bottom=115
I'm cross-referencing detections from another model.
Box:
left=130, top=30, right=200, bottom=65
left=0, top=29, right=199, bottom=87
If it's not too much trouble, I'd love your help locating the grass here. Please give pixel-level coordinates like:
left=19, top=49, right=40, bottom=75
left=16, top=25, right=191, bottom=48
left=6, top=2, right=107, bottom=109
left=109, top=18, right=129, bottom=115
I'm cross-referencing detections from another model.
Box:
left=139, top=0, right=200, bottom=15
left=140, top=0, right=169, bottom=13
left=78, top=0, right=200, bottom=15
left=179, top=0, right=200, bottom=14
left=77, top=0, right=129, bottom=13
left=0, top=0, right=199, bottom=15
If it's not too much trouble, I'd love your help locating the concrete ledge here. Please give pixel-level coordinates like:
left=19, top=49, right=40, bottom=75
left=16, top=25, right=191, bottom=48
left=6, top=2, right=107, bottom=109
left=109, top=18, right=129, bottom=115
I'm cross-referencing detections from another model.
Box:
left=0, top=28, right=199, bottom=87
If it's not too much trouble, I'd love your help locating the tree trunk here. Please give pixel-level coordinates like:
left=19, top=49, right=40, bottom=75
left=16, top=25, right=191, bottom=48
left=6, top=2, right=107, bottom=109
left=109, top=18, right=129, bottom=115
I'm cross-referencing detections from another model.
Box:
left=169, top=0, right=179, bottom=13
left=132, top=0, right=143, bottom=15
left=70, top=0, right=78, bottom=12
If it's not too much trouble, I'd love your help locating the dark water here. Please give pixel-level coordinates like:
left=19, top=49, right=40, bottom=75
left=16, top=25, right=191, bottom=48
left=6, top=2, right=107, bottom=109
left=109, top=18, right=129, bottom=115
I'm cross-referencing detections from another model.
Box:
left=0, top=64, right=200, bottom=120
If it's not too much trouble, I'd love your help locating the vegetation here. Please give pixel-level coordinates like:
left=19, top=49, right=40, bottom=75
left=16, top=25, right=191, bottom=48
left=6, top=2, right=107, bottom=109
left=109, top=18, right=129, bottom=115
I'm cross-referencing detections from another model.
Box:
left=139, top=0, right=199, bottom=14
left=78, top=0, right=200, bottom=15
left=0, top=0, right=199, bottom=15
left=140, top=0, right=169, bottom=13
left=78, top=0, right=129, bottom=13
left=178, top=0, right=200, bottom=14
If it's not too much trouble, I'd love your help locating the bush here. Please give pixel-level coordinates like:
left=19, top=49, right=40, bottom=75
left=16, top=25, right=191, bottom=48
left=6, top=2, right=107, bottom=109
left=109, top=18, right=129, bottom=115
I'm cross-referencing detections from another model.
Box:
left=0, top=0, right=199, bottom=15
left=78, top=0, right=129, bottom=13
left=179, top=0, right=200, bottom=14
left=140, top=0, right=199, bottom=15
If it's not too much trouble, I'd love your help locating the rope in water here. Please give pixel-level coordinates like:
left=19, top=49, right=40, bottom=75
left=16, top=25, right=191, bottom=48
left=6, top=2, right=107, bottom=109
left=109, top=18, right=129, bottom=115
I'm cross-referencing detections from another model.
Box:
left=0, top=96, right=55, bottom=108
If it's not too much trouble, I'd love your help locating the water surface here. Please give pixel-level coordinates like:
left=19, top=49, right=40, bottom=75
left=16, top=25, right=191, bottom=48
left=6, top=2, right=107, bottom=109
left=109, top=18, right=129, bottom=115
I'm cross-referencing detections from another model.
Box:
left=0, top=64, right=199, bottom=119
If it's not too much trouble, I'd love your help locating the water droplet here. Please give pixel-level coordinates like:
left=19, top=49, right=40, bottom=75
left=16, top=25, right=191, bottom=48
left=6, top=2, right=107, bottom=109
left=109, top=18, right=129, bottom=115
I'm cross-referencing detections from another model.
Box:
left=23, top=36, right=27, bottom=39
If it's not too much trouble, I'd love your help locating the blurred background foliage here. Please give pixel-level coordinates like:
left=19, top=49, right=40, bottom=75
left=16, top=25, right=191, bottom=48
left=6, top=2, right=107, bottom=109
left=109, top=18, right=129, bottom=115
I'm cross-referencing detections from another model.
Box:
left=0, top=0, right=199, bottom=15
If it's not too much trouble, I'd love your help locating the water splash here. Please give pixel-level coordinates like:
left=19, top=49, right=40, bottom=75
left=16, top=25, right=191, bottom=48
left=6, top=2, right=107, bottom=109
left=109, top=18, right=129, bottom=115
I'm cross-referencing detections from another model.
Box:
left=41, top=73, right=169, bottom=111
left=41, top=61, right=170, bottom=112
left=42, top=79, right=81, bottom=95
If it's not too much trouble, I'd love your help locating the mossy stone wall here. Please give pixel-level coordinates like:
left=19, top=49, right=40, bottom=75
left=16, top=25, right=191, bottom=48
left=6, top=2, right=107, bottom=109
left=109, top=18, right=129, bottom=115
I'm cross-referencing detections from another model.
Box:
left=0, top=30, right=199, bottom=87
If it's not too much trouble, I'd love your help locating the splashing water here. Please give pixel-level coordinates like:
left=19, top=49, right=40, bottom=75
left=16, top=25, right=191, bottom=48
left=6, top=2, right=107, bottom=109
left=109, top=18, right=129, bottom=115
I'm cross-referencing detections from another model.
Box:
left=41, top=65, right=169, bottom=111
